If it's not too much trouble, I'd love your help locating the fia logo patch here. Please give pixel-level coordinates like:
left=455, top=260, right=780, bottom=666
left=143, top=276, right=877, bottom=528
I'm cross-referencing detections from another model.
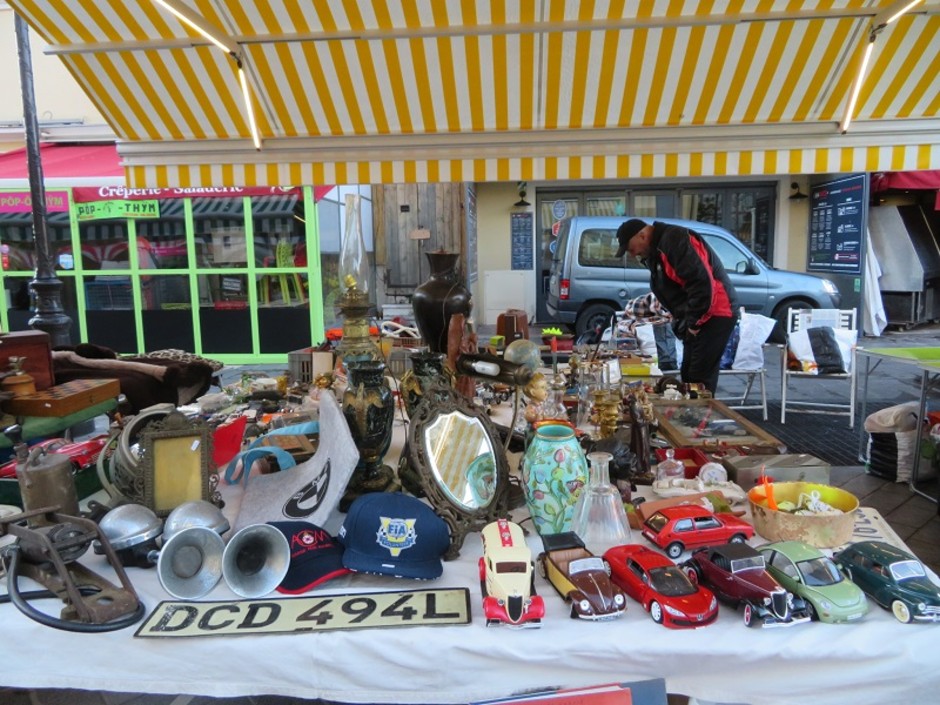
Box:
left=376, top=516, right=417, bottom=557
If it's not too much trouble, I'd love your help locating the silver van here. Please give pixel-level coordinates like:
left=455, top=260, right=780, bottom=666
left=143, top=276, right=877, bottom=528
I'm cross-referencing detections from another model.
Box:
left=546, top=216, right=841, bottom=339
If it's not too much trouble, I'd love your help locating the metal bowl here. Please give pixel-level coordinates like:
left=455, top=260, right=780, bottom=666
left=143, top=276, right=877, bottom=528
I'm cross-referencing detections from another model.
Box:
left=162, top=500, right=230, bottom=542
left=97, top=503, right=163, bottom=551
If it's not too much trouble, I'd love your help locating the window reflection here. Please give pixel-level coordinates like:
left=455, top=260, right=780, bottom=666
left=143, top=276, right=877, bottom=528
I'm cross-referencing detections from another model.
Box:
left=137, top=200, right=188, bottom=269
left=192, top=197, right=246, bottom=267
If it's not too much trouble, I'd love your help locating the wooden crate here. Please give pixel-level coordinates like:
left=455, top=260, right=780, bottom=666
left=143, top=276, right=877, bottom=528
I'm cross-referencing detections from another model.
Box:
left=3, top=378, right=120, bottom=417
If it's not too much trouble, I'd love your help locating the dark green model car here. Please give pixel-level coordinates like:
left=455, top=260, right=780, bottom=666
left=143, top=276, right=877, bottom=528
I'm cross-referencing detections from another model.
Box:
left=833, top=540, right=940, bottom=624
left=759, top=541, right=867, bottom=624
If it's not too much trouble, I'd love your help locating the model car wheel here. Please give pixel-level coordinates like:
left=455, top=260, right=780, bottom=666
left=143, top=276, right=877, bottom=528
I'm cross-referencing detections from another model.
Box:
left=478, top=557, right=486, bottom=581
left=537, top=557, right=547, bottom=579
left=806, top=601, right=818, bottom=621
left=666, top=542, right=684, bottom=559
left=684, top=564, right=700, bottom=583
left=743, top=603, right=756, bottom=627
left=570, top=603, right=580, bottom=619
left=649, top=601, right=664, bottom=624
left=891, top=600, right=913, bottom=624
left=729, top=533, right=747, bottom=544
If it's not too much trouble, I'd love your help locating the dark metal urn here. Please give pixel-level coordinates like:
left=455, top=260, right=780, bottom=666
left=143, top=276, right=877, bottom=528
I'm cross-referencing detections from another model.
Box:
left=341, top=361, right=398, bottom=510
left=412, top=251, right=472, bottom=353
left=401, top=351, right=449, bottom=419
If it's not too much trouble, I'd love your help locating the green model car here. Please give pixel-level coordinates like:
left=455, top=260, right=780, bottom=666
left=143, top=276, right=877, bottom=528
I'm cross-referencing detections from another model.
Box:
left=759, top=541, right=868, bottom=624
left=834, top=540, right=940, bottom=624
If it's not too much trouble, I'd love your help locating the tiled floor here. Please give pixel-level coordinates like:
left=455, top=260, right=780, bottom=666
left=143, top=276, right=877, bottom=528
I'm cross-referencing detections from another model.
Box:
left=4, top=324, right=940, bottom=705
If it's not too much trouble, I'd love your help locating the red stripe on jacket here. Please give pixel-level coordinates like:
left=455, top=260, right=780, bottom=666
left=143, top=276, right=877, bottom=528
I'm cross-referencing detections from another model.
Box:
left=659, top=238, right=734, bottom=325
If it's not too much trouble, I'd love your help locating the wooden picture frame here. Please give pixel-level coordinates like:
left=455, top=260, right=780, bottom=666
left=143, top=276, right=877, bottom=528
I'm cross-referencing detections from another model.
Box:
left=652, top=398, right=782, bottom=449
left=139, top=411, right=216, bottom=517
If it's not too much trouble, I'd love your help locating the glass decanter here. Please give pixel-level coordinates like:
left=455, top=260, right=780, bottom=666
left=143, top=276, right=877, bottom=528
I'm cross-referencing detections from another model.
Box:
left=656, top=448, right=685, bottom=483
left=571, top=451, right=632, bottom=555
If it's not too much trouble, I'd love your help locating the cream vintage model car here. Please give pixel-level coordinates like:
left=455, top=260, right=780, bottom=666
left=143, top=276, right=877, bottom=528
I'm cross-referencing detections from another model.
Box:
left=479, top=519, right=545, bottom=627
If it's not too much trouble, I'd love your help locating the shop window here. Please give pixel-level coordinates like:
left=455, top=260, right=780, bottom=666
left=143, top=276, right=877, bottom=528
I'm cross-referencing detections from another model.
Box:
left=78, top=219, right=130, bottom=271
left=681, top=192, right=723, bottom=225
left=4, top=275, right=80, bottom=341
left=136, top=200, right=188, bottom=269
left=192, top=197, right=247, bottom=267
left=0, top=211, right=73, bottom=273
left=252, top=194, right=304, bottom=268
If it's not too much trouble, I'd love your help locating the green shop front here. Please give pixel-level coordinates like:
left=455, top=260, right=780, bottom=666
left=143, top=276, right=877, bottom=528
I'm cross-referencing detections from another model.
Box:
left=0, top=184, right=367, bottom=364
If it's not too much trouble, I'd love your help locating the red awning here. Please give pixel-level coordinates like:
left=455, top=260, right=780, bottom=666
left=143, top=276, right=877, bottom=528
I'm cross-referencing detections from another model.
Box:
left=0, top=143, right=123, bottom=180
left=871, top=171, right=940, bottom=210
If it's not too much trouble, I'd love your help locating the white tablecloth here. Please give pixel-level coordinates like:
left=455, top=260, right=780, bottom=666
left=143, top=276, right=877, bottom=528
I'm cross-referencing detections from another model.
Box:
left=2, top=415, right=939, bottom=705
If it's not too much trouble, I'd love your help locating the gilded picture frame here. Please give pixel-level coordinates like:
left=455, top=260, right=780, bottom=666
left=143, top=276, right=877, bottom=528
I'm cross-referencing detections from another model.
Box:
left=139, top=411, right=217, bottom=517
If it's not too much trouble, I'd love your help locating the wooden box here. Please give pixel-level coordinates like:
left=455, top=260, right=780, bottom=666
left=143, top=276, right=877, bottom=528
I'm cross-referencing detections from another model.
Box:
left=0, top=330, right=54, bottom=390
left=653, top=398, right=783, bottom=450
left=497, top=309, right=529, bottom=341
left=3, top=378, right=120, bottom=417
left=722, top=454, right=830, bottom=489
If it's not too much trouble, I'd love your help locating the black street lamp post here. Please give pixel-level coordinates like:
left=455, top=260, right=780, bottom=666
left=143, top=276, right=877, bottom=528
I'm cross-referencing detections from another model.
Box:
left=14, top=13, right=71, bottom=346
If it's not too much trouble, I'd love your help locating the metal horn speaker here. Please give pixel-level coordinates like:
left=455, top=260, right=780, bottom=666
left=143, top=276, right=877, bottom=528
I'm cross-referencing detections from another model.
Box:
left=157, top=526, right=225, bottom=600
left=222, top=524, right=290, bottom=599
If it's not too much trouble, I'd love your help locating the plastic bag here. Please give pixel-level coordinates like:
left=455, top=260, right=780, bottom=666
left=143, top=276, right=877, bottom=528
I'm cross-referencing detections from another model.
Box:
left=732, top=312, right=776, bottom=370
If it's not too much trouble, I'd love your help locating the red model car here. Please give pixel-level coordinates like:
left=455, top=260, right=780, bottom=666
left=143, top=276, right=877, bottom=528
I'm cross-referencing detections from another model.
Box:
left=604, top=544, right=718, bottom=628
left=641, top=504, right=754, bottom=559
left=683, top=543, right=811, bottom=628
left=0, top=435, right=109, bottom=479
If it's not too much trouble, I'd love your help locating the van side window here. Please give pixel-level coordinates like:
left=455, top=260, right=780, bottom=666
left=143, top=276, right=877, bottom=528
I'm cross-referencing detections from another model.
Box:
left=701, top=234, right=750, bottom=274
left=578, top=228, right=643, bottom=269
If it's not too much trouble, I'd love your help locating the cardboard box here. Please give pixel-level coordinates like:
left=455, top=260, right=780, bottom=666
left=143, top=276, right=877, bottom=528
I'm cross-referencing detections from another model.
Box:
left=3, top=378, right=120, bottom=417
left=721, top=453, right=830, bottom=489
left=0, top=330, right=54, bottom=390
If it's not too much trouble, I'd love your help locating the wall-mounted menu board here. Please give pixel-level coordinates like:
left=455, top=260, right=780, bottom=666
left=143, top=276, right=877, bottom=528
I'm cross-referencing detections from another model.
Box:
left=510, top=211, right=533, bottom=270
left=807, top=174, right=868, bottom=275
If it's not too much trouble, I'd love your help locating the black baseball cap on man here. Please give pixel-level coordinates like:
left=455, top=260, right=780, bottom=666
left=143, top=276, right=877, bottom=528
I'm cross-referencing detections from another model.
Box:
left=614, top=218, right=649, bottom=258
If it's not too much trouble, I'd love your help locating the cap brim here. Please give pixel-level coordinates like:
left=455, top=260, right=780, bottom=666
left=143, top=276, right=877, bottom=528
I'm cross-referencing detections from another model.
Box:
left=342, top=547, right=443, bottom=580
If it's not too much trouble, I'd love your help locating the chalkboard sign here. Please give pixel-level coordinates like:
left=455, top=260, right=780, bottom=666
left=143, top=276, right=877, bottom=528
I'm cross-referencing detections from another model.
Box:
left=807, top=174, right=867, bottom=275
left=511, top=211, right=533, bottom=270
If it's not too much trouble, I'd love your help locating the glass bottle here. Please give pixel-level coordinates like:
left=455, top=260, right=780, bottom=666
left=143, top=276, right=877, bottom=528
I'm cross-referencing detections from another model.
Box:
left=571, top=451, right=632, bottom=555
left=656, top=448, right=685, bottom=483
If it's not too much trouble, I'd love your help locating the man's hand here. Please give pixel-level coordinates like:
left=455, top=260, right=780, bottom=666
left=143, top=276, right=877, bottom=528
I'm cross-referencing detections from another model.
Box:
left=687, top=326, right=700, bottom=337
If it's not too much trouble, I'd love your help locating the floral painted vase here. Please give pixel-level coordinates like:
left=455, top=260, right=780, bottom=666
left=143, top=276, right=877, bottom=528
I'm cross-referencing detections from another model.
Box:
left=521, top=422, right=589, bottom=535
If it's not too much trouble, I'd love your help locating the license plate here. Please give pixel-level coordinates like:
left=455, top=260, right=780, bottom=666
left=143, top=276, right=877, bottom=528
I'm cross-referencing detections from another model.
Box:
left=136, top=588, right=472, bottom=638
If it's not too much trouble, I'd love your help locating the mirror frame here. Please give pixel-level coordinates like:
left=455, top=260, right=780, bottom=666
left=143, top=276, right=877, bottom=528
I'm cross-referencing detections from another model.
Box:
left=407, top=384, right=509, bottom=559
left=139, top=411, right=220, bottom=517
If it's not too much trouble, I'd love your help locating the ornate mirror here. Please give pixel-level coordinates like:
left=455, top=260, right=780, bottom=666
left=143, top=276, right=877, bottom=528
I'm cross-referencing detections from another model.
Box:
left=408, top=384, right=509, bottom=559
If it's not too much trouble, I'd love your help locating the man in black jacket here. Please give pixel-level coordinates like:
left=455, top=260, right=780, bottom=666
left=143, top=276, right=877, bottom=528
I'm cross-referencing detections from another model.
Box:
left=615, top=219, right=738, bottom=393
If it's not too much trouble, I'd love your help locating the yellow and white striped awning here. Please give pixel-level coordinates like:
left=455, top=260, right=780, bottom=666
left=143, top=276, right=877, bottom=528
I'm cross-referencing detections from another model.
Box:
left=10, top=0, right=940, bottom=187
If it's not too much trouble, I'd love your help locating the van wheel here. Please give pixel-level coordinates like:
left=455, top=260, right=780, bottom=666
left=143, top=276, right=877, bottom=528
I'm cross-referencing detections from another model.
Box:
left=770, top=299, right=812, bottom=344
left=575, top=303, right=616, bottom=338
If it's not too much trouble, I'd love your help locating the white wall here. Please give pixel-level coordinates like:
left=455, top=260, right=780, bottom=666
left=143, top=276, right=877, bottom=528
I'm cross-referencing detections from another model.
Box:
left=474, top=181, right=536, bottom=325
left=0, top=6, right=107, bottom=131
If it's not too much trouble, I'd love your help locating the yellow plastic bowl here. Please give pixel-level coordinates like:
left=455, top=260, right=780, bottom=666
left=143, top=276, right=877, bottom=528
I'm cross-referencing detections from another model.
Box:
left=747, top=482, right=859, bottom=548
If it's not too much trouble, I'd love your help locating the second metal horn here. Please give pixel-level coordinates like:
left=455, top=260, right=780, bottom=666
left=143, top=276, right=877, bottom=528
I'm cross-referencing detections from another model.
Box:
left=222, top=524, right=290, bottom=599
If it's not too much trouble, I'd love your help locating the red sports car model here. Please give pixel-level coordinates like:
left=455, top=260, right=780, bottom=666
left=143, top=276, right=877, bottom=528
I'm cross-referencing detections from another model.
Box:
left=0, top=435, right=108, bottom=479
left=641, top=504, right=754, bottom=559
left=604, top=544, right=718, bottom=628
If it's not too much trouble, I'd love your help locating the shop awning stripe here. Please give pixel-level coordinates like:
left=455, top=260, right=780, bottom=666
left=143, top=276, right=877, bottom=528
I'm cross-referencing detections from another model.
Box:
left=10, top=0, right=940, bottom=186
left=123, top=144, right=939, bottom=188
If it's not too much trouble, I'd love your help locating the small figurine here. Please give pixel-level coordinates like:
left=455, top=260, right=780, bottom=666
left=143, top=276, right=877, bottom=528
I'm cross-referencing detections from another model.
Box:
left=522, top=372, right=549, bottom=425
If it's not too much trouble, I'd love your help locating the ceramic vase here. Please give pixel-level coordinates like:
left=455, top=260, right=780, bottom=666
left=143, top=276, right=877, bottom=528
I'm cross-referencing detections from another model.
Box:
left=412, top=251, right=472, bottom=353
left=342, top=361, right=394, bottom=481
left=402, top=351, right=448, bottom=419
left=521, top=422, right=589, bottom=535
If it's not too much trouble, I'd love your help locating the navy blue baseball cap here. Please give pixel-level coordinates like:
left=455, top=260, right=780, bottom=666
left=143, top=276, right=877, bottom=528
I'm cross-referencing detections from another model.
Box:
left=338, top=493, right=450, bottom=580
left=268, top=521, right=350, bottom=594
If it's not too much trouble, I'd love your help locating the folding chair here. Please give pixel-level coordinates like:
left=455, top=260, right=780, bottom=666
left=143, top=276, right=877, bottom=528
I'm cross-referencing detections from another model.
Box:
left=716, top=344, right=772, bottom=421
left=780, top=308, right=858, bottom=427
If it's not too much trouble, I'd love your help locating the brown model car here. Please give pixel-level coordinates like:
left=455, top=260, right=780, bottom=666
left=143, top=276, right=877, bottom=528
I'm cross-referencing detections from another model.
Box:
left=536, top=532, right=626, bottom=621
